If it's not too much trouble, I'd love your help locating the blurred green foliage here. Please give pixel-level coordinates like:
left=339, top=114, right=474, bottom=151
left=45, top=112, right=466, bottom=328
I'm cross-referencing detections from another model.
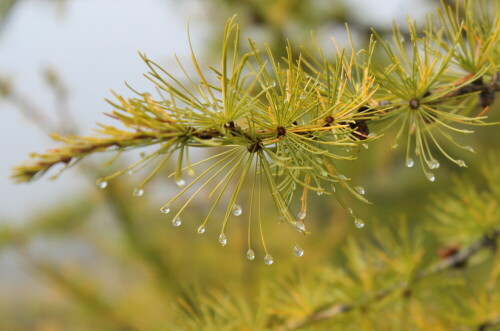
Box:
left=2, top=143, right=500, bottom=329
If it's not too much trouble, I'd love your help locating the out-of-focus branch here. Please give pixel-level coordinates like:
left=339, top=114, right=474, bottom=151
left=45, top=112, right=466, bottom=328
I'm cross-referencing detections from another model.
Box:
left=99, top=182, right=175, bottom=296
left=0, top=0, right=17, bottom=31
left=21, top=250, right=135, bottom=331
left=0, top=76, right=58, bottom=133
left=43, top=66, right=76, bottom=135
left=278, top=227, right=500, bottom=330
left=478, top=315, right=500, bottom=331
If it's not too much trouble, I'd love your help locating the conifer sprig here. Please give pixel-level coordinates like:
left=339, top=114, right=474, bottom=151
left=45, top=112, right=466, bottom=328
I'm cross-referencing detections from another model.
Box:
left=11, top=1, right=499, bottom=259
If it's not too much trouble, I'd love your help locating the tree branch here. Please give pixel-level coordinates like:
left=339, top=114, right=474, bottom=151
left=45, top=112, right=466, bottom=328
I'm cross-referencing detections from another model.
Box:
left=278, top=227, right=500, bottom=331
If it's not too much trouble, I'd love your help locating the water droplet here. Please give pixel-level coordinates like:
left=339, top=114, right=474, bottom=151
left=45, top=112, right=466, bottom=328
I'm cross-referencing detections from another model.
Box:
left=293, top=245, right=304, bottom=257
left=219, top=233, right=227, bottom=246
left=348, top=208, right=354, bottom=215
left=429, top=159, right=440, bottom=169
left=264, top=254, right=274, bottom=265
left=320, top=170, right=328, bottom=177
left=172, top=216, right=182, bottom=227
left=465, top=146, right=475, bottom=152
left=406, top=158, right=414, bottom=168
left=298, top=211, right=306, bottom=220
left=255, top=48, right=260, bottom=54
left=271, top=81, right=276, bottom=87
left=344, top=146, right=351, bottom=153
left=175, top=179, right=186, bottom=188
left=338, top=174, right=347, bottom=180
left=246, top=249, right=255, bottom=260
left=187, top=168, right=195, bottom=176
left=197, top=225, right=206, bottom=234
left=317, top=191, right=323, bottom=196
left=160, top=206, right=170, bottom=214
left=97, top=181, right=108, bottom=189
left=426, top=173, right=436, bottom=182
left=294, top=221, right=306, bottom=232
left=362, top=144, right=369, bottom=150
left=211, top=104, right=220, bottom=113
left=355, top=186, right=365, bottom=195
left=354, top=219, right=365, bottom=228
left=232, top=204, right=242, bottom=216
left=457, top=160, right=466, bottom=167
left=133, top=188, right=144, bottom=197
left=126, top=169, right=134, bottom=175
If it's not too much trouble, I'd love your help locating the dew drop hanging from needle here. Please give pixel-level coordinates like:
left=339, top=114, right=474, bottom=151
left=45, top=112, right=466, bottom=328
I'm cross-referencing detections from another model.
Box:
left=354, top=219, right=365, bottom=229
left=264, top=254, right=274, bottom=265
left=232, top=204, right=242, bottom=216
left=133, top=188, right=144, bottom=197
left=355, top=186, right=365, bottom=195
left=246, top=249, right=255, bottom=260
left=172, top=216, right=182, bottom=227
left=293, top=245, right=304, bottom=257
left=219, top=233, right=227, bottom=246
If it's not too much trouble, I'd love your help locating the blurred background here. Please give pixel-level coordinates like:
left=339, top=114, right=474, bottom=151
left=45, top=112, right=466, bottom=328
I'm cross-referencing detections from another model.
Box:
left=1, top=0, right=499, bottom=330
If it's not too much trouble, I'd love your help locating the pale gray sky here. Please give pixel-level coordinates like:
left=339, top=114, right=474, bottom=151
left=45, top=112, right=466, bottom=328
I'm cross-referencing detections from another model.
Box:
left=0, top=0, right=199, bottom=222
